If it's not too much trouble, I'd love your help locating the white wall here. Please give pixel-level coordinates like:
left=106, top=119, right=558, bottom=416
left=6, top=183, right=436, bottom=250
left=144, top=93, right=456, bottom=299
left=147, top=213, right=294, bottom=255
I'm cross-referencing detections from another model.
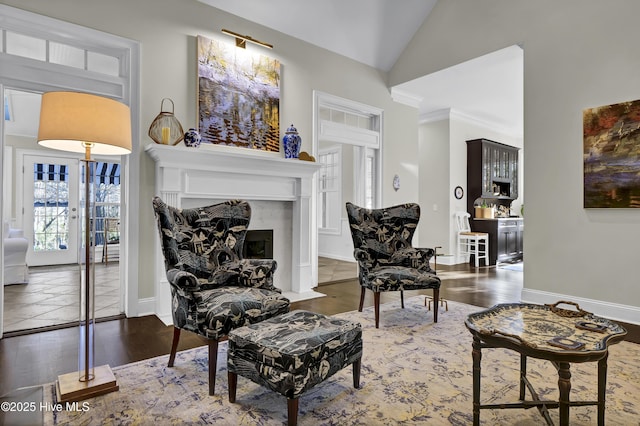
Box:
left=2, top=0, right=420, bottom=302
left=2, top=146, right=12, bottom=223
left=318, top=219, right=355, bottom=262
left=418, top=118, right=449, bottom=254
left=393, top=0, right=640, bottom=323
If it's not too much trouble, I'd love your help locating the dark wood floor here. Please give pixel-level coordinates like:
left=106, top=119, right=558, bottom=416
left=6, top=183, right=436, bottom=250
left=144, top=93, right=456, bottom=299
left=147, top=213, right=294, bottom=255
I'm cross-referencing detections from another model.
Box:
left=1, top=262, right=638, bottom=397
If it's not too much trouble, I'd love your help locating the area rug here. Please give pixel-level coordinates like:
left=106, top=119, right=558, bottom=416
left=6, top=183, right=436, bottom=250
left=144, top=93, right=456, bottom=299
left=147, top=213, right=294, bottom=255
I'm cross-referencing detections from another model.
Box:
left=42, top=297, right=639, bottom=425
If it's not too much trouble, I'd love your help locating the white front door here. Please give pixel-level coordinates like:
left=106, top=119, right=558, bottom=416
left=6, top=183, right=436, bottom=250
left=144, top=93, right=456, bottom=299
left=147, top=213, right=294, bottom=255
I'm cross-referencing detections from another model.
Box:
left=23, top=154, right=80, bottom=266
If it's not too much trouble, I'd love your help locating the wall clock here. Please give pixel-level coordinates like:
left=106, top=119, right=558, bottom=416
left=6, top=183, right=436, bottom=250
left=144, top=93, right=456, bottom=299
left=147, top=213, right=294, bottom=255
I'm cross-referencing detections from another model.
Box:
left=454, top=186, right=464, bottom=199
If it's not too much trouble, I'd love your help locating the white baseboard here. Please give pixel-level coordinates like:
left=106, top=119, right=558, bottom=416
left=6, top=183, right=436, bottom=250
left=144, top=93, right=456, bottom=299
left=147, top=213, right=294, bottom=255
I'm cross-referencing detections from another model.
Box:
left=283, top=290, right=326, bottom=302
left=136, top=297, right=156, bottom=317
left=521, top=288, right=640, bottom=326
left=136, top=297, right=172, bottom=325
left=156, top=314, right=173, bottom=326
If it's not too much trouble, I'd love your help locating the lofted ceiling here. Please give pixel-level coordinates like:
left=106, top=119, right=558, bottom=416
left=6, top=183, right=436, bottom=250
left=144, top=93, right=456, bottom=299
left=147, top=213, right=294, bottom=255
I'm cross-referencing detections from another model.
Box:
left=197, top=0, right=523, bottom=136
left=393, top=45, right=523, bottom=136
left=3, top=2, right=523, bottom=138
left=197, top=0, right=438, bottom=73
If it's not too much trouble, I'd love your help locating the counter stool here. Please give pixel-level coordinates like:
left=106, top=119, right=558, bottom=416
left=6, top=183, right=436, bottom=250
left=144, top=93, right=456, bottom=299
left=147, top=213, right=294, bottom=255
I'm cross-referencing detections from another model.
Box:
left=455, top=211, right=489, bottom=267
left=227, top=310, right=363, bottom=426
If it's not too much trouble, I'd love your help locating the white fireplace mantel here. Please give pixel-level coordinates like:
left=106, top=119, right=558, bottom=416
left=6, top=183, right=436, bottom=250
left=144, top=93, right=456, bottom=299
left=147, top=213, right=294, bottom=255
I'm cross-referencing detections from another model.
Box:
left=146, top=143, right=323, bottom=324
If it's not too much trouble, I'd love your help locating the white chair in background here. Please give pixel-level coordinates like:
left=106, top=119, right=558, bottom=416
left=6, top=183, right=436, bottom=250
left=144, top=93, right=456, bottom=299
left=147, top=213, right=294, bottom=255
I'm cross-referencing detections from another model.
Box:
left=454, top=212, right=489, bottom=267
left=102, top=218, right=121, bottom=265
left=3, top=221, right=29, bottom=285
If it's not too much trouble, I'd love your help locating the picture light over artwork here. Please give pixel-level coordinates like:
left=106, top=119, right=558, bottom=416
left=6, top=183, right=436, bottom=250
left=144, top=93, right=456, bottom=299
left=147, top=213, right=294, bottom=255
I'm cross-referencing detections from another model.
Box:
left=221, top=29, right=273, bottom=49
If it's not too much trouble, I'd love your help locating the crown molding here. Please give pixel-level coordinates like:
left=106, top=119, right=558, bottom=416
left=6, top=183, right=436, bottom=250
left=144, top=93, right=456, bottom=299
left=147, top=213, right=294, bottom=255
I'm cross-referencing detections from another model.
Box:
left=419, top=108, right=452, bottom=123
left=390, top=87, right=423, bottom=109
left=419, top=108, right=523, bottom=138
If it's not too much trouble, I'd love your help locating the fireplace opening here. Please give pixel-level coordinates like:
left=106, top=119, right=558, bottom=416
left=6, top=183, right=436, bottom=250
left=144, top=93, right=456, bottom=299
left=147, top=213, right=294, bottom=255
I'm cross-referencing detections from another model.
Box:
left=243, top=230, right=274, bottom=259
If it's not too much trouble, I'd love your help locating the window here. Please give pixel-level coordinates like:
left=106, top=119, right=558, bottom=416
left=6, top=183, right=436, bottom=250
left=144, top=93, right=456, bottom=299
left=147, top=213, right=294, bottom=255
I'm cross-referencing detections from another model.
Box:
left=49, top=42, right=85, bottom=69
left=5, top=31, right=46, bottom=60
left=365, top=148, right=377, bottom=209
left=1, top=28, right=121, bottom=76
left=78, top=161, right=122, bottom=248
left=32, top=163, right=70, bottom=251
left=94, top=161, right=122, bottom=247
left=319, top=106, right=378, bottom=132
left=318, top=146, right=341, bottom=233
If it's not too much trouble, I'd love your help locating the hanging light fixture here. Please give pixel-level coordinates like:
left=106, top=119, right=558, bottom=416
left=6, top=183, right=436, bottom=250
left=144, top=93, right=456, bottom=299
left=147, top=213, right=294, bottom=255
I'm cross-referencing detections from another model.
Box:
left=148, top=98, right=184, bottom=145
left=221, top=29, right=273, bottom=49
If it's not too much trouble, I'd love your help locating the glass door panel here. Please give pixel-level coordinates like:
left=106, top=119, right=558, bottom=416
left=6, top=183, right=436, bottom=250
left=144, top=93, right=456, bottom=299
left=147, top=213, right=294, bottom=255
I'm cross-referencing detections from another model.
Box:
left=24, top=155, right=79, bottom=266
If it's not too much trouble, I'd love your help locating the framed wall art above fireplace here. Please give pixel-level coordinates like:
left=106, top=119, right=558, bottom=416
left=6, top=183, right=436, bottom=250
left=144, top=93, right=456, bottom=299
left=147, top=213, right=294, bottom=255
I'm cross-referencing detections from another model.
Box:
left=197, top=35, right=281, bottom=153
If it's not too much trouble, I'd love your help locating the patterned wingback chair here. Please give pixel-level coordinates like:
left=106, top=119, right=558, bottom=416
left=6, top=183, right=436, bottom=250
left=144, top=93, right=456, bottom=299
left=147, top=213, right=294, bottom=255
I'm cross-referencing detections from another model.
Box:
left=152, top=196, right=290, bottom=395
left=346, top=202, right=441, bottom=328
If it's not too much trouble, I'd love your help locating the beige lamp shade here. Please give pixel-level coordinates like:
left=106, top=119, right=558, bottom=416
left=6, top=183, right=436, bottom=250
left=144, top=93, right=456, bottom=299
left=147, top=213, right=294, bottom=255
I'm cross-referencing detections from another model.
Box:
left=38, top=91, right=132, bottom=156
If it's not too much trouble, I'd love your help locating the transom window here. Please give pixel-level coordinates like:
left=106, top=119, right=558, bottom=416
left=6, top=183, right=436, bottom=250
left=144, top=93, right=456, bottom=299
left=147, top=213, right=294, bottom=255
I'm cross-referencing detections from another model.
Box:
left=1, top=28, right=121, bottom=76
left=319, top=106, right=379, bottom=132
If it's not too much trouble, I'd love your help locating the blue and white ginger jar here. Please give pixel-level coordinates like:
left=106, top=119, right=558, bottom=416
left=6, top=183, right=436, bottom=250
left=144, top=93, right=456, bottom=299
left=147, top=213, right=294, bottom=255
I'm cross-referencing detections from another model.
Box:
left=283, top=124, right=302, bottom=159
left=184, top=128, right=201, bottom=147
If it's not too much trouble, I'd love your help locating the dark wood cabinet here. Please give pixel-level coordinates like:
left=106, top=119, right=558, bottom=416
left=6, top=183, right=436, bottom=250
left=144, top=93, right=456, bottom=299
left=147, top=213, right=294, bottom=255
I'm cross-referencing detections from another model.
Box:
left=466, top=139, right=522, bottom=265
left=466, top=139, right=519, bottom=215
left=472, top=218, right=523, bottom=265
left=497, top=219, right=523, bottom=262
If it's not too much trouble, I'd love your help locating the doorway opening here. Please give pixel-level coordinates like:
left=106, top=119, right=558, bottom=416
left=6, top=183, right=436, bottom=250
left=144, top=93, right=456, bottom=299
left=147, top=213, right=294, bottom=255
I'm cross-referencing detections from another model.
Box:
left=313, top=91, right=383, bottom=284
left=0, top=5, right=140, bottom=337
left=3, top=144, right=125, bottom=334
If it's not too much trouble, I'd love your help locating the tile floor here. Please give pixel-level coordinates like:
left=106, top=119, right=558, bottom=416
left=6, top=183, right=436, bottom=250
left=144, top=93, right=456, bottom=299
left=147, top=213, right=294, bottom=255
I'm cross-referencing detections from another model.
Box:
left=3, top=262, right=121, bottom=333
left=318, top=257, right=357, bottom=284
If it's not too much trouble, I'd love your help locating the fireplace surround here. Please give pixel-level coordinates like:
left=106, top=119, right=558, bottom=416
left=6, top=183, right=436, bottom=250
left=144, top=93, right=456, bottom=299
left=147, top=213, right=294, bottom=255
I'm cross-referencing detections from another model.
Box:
left=146, top=144, right=323, bottom=324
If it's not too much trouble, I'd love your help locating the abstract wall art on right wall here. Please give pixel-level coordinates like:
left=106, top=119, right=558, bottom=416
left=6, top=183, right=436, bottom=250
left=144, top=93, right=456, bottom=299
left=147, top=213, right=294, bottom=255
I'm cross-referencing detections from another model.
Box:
left=583, top=99, right=640, bottom=208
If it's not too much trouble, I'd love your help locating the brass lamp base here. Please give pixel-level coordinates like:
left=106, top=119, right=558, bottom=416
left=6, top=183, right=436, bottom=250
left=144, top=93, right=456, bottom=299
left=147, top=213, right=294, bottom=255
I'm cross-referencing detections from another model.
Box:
left=56, top=365, right=119, bottom=403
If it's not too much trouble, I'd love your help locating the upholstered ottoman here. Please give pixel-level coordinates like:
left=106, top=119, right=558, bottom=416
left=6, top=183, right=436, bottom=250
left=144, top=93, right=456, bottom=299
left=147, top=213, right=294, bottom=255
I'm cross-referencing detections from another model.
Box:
left=227, top=310, right=363, bottom=426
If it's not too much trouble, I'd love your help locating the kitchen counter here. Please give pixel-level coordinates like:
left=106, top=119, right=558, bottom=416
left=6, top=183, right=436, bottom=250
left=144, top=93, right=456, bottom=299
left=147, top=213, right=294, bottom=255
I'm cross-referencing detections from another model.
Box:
left=471, top=218, right=524, bottom=265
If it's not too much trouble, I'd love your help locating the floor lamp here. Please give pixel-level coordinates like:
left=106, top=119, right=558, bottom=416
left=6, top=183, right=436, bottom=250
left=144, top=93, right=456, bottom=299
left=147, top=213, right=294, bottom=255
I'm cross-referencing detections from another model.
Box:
left=37, top=91, right=132, bottom=402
